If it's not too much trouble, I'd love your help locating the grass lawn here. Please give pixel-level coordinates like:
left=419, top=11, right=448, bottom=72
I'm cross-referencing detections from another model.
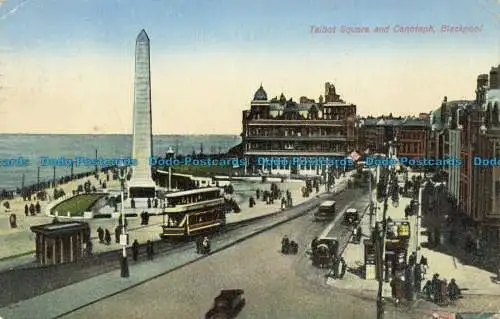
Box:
left=169, top=165, right=242, bottom=177
left=51, top=194, right=106, bottom=216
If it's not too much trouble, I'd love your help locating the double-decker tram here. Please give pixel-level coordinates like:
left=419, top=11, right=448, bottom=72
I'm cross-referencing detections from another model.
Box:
left=160, top=187, right=226, bottom=240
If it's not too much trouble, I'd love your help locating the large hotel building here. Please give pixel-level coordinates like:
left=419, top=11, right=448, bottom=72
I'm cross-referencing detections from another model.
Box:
left=241, top=82, right=357, bottom=176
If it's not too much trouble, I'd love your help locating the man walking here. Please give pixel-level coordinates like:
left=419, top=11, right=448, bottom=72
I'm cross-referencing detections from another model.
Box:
left=132, top=239, right=139, bottom=261
left=339, top=257, right=347, bottom=279
left=97, top=226, right=104, bottom=243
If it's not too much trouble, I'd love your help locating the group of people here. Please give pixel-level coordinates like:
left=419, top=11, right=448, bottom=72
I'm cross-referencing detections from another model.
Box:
left=423, top=274, right=462, bottom=306
left=388, top=252, right=462, bottom=306
left=24, top=202, right=41, bottom=216
left=389, top=252, right=427, bottom=305
left=97, top=226, right=112, bottom=245
left=253, top=185, right=294, bottom=209
left=281, top=235, right=298, bottom=255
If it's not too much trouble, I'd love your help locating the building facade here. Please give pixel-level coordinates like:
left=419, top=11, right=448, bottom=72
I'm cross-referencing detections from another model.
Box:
left=474, top=65, right=500, bottom=249
left=358, top=115, right=430, bottom=161
left=241, top=82, right=357, bottom=176
left=430, top=65, right=500, bottom=251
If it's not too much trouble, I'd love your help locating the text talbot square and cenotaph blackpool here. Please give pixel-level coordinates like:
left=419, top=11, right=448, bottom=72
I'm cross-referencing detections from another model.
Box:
left=0, top=27, right=499, bottom=319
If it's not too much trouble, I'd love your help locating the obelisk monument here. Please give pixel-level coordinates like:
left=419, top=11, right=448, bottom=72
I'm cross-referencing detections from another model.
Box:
left=128, top=29, right=156, bottom=198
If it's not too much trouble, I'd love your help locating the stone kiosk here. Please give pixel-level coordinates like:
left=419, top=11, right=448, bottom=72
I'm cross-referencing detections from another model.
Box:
left=30, top=221, right=90, bottom=265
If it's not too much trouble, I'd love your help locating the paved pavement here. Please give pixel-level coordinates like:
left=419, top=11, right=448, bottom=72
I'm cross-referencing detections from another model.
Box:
left=0, top=177, right=356, bottom=319
left=327, top=193, right=500, bottom=299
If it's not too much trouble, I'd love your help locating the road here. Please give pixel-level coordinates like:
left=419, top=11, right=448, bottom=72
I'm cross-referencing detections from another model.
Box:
left=62, top=187, right=383, bottom=319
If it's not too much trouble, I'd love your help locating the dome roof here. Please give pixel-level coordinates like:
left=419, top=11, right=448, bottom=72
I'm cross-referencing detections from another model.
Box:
left=253, top=85, right=268, bottom=101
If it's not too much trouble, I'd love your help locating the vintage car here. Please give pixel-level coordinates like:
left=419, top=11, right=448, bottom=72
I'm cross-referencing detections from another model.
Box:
left=205, top=289, right=246, bottom=319
left=343, top=208, right=359, bottom=226
left=314, top=200, right=336, bottom=221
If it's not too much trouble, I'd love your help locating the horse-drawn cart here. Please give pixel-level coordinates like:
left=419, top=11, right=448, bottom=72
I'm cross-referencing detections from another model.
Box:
left=311, top=236, right=339, bottom=268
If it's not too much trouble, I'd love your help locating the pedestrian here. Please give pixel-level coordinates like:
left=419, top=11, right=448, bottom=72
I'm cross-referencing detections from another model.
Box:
left=408, top=252, right=417, bottom=266
left=196, top=237, right=202, bottom=254
left=332, top=257, right=340, bottom=279
left=9, top=213, right=17, bottom=228
left=35, top=201, right=41, bottom=214
left=339, top=257, right=347, bottom=279
left=431, top=274, right=440, bottom=303
left=132, top=239, right=139, bottom=261
left=86, top=240, right=93, bottom=256
left=423, top=280, right=432, bottom=301
left=439, top=279, right=448, bottom=306
left=104, top=229, right=111, bottom=245
left=97, top=226, right=104, bottom=243
left=146, top=240, right=154, bottom=260
left=144, top=212, right=149, bottom=225
left=391, top=276, right=404, bottom=305
left=281, top=235, right=290, bottom=254
left=115, top=226, right=121, bottom=243
left=24, top=204, right=29, bottom=216
left=202, top=236, right=211, bottom=254
left=414, top=263, right=423, bottom=294
left=29, top=203, right=36, bottom=216
left=311, top=237, right=318, bottom=255
left=420, top=255, right=428, bottom=274
left=140, top=211, right=145, bottom=225
left=447, top=279, right=461, bottom=302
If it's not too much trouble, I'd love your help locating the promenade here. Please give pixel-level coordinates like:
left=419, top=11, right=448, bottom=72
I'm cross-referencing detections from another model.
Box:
left=328, top=195, right=500, bottom=296
left=0, top=174, right=354, bottom=319
left=0, top=171, right=355, bottom=271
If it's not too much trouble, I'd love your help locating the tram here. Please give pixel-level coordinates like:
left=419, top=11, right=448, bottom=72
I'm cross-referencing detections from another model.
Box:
left=160, top=187, right=226, bottom=240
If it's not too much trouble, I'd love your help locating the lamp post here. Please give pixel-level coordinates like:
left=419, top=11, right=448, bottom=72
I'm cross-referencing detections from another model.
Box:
left=375, top=140, right=397, bottom=319
left=166, top=147, right=175, bottom=191
left=118, top=165, right=129, bottom=278
left=415, top=184, right=424, bottom=263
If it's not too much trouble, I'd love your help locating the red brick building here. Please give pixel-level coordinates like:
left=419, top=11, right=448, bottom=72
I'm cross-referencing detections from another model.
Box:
left=358, top=115, right=430, bottom=161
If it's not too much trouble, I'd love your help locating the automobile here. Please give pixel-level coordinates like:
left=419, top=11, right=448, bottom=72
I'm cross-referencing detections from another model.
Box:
left=343, top=208, right=359, bottom=225
left=205, top=289, right=246, bottom=319
left=314, top=200, right=336, bottom=221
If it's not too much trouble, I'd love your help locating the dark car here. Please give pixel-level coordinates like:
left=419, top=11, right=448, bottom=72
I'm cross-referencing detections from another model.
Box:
left=343, top=208, right=359, bottom=226
left=205, top=289, right=245, bottom=319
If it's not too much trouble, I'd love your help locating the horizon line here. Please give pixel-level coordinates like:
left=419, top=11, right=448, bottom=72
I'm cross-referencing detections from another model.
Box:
left=0, top=132, right=241, bottom=136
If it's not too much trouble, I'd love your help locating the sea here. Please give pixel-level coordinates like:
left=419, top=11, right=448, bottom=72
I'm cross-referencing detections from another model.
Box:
left=0, top=134, right=241, bottom=190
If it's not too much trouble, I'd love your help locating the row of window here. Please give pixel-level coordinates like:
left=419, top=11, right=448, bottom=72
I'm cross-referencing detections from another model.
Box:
left=248, top=127, right=347, bottom=137
left=246, top=142, right=349, bottom=152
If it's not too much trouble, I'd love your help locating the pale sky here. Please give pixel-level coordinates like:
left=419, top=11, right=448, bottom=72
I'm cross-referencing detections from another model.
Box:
left=0, top=0, right=498, bottom=134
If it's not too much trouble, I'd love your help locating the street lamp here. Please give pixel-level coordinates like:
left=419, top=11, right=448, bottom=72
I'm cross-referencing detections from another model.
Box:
left=166, top=147, right=175, bottom=191
left=118, top=165, right=129, bottom=278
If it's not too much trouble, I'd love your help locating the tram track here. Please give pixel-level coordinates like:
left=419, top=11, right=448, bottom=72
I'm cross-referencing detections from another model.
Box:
left=0, top=191, right=333, bottom=308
